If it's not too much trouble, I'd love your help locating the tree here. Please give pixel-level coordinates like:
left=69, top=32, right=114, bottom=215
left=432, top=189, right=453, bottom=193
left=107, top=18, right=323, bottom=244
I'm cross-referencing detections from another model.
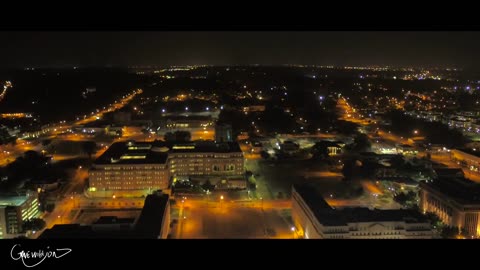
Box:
left=24, top=150, right=41, bottom=160
left=441, top=226, right=464, bottom=239
left=393, top=192, right=408, bottom=205
left=351, top=133, right=371, bottom=153
left=41, top=139, right=52, bottom=147
left=164, top=131, right=191, bottom=142
left=82, top=141, right=96, bottom=159
left=201, top=180, right=215, bottom=191
left=335, top=120, right=359, bottom=136
left=22, top=218, right=46, bottom=232
left=260, top=150, right=270, bottom=159
left=311, top=142, right=330, bottom=160
left=45, top=203, right=55, bottom=213
left=342, top=159, right=356, bottom=181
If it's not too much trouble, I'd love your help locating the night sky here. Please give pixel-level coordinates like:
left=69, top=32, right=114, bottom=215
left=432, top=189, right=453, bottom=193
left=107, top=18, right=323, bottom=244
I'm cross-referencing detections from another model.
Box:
left=1, top=31, right=480, bottom=68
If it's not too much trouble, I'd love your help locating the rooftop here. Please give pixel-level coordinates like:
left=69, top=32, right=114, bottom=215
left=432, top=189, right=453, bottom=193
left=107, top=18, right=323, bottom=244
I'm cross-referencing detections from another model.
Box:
left=339, top=208, right=428, bottom=224
left=163, top=115, right=212, bottom=121
left=433, top=168, right=464, bottom=177
left=39, top=224, right=137, bottom=239
left=293, top=184, right=429, bottom=226
left=456, top=148, right=480, bottom=159
left=134, top=192, right=169, bottom=238
left=94, top=140, right=242, bottom=165
left=94, top=141, right=169, bottom=165
left=93, top=216, right=136, bottom=225
left=0, top=194, right=29, bottom=207
left=421, top=177, right=480, bottom=205
left=292, top=184, right=346, bottom=226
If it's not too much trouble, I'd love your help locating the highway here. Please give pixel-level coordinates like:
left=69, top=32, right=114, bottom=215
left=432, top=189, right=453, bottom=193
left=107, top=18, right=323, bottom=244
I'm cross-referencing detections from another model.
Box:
left=0, top=89, right=142, bottom=167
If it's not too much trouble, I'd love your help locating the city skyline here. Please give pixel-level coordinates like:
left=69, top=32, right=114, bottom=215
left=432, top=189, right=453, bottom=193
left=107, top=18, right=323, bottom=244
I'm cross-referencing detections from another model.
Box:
left=2, top=31, right=480, bottom=69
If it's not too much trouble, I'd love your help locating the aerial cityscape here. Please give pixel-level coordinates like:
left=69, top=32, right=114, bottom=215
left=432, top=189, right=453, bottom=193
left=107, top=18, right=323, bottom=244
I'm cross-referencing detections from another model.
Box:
left=2, top=31, right=480, bottom=239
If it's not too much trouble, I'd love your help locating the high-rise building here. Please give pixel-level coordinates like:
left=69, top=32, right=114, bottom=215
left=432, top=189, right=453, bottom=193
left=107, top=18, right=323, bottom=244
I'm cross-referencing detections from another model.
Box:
left=0, top=192, right=40, bottom=239
left=215, top=123, right=233, bottom=142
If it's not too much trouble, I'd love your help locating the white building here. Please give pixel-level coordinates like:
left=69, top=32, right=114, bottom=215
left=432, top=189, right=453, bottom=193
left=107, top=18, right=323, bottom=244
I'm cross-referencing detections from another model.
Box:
left=292, top=184, right=433, bottom=239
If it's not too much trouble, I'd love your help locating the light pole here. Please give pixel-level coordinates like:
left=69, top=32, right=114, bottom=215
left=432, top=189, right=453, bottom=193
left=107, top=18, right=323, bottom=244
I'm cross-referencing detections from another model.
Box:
left=260, top=197, right=263, bottom=211
left=291, top=227, right=298, bottom=239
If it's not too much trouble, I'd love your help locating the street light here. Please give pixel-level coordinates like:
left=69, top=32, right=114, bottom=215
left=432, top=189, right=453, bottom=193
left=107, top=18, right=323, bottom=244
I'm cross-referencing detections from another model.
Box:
left=291, top=226, right=297, bottom=239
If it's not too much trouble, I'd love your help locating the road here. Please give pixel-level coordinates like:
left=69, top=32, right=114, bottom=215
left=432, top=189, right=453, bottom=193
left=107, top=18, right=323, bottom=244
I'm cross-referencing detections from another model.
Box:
left=74, top=89, right=142, bottom=127
left=337, top=98, right=371, bottom=126
left=1, top=89, right=142, bottom=168
left=172, top=197, right=293, bottom=239
left=430, top=153, right=480, bottom=182
left=0, top=139, right=40, bottom=166
left=31, top=167, right=89, bottom=238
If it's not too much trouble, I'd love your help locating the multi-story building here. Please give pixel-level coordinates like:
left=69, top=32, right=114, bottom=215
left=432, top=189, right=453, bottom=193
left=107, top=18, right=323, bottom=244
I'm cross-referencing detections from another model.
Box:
left=166, top=141, right=244, bottom=177
left=419, top=177, right=480, bottom=237
left=292, top=184, right=433, bottom=239
left=40, top=191, right=170, bottom=239
left=88, top=140, right=245, bottom=197
left=88, top=141, right=170, bottom=198
left=157, top=116, right=214, bottom=131
left=0, top=192, right=40, bottom=239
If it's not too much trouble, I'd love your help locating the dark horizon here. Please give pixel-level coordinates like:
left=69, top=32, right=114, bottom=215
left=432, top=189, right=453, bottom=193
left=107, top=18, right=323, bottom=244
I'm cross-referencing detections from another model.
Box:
left=2, top=31, right=480, bottom=70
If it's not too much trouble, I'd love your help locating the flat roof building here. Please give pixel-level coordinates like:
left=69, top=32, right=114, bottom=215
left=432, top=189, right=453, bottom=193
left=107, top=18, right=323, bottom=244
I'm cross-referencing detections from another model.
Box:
left=40, top=192, right=170, bottom=239
left=292, top=184, right=432, bottom=239
left=420, top=176, right=480, bottom=237
left=89, top=140, right=244, bottom=198
left=0, top=192, right=40, bottom=239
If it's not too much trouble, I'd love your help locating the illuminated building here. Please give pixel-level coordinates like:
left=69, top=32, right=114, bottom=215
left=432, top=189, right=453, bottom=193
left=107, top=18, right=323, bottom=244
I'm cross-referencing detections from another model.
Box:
left=158, top=116, right=214, bottom=131
left=242, top=105, right=266, bottom=112
left=292, top=184, right=432, bottom=239
left=40, top=192, right=170, bottom=239
left=89, top=140, right=245, bottom=197
left=167, top=141, right=244, bottom=177
left=88, top=141, right=170, bottom=198
left=420, top=177, right=480, bottom=237
left=135, top=191, right=170, bottom=239
left=0, top=192, right=40, bottom=239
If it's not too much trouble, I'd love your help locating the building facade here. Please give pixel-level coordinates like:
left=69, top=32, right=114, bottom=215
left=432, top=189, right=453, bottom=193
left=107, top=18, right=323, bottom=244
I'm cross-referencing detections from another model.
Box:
left=292, top=185, right=433, bottom=239
left=0, top=192, right=40, bottom=239
left=157, top=116, right=214, bottom=131
left=419, top=177, right=480, bottom=237
left=89, top=141, right=170, bottom=198
left=89, top=140, right=245, bottom=198
left=168, top=145, right=244, bottom=177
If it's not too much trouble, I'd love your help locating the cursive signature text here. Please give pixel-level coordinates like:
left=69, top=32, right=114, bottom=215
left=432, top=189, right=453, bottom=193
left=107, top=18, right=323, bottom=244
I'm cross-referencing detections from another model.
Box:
left=11, top=244, right=72, bottom=268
